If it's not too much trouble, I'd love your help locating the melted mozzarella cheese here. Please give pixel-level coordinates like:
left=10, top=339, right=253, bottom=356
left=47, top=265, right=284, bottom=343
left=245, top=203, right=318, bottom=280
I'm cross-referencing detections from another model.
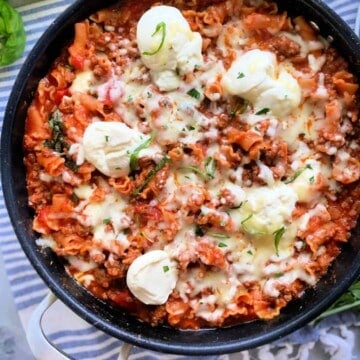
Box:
left=263, top=267, right=316, bottom=297
left=290, top=159, right=321, bottom=203
left=279, top=102, right=317, bottom=148
left=281, top=32, right=326, bottom=57
left=74, top=184, right=94, bottom=200
left=137, top=6, right=203, bottom=91
left=126, top=250, right=178, bottom=305
left=82, top=121, right=151, bottom=177
left=70, top=70, right=95, bottom=94
left=67, top=256, right=98, bottom=272
left=138, top=90, right=201, bottom=145
left=255, top=68, right=301, bottom=117
left=257, top=161, right=275, bottom=186
left=83, top=189, right=131, bottom=253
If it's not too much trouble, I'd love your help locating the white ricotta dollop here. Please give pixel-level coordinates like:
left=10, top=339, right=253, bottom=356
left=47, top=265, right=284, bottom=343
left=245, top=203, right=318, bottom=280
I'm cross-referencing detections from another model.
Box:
left=255, top=69, right=301, bottom=117
left=222, top=49, right=301, bottom=118
left=126, top=250, right=178, bottom=305
left=137, top=5, right=203, bottom=91
left=222, top=49, right=276, bottom=98
left=82, top=121, right=150, bottom=177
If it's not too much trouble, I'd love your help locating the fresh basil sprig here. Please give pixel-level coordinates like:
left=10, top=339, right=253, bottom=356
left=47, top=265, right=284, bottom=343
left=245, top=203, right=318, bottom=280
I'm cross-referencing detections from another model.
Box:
left=0, top=1, right=26, bottom=65
left=132, top=156, right=170, bottom=196
left=315, top=280, right=360, bottom=323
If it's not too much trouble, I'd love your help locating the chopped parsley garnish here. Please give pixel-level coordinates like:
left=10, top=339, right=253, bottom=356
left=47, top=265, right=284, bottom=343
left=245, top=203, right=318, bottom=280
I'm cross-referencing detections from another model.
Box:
left=143, top=21, right=166, bottom=56
left=105, top=135, right=109, bottom=142
left=103, top=218, right=112, bottom=225
left=247, top=250, right=253, bottom=255
left=237, top=72, right=245, bottom=79
left=255, top=108, right=270, bottom=115
left=284, top=164, right=313, bottom=184
left=129, top=133, right=154, bottom=172
left=273, top=226, right=285, bottom=256
left=187, top=88, right=201, bottom=100
left=163, top=265, right=170, bottom=273
left=309, top=176, right=315, bottom=184
left=274, top=272, right=284, bottom=278
left=218, top=242, right=228, bottom=248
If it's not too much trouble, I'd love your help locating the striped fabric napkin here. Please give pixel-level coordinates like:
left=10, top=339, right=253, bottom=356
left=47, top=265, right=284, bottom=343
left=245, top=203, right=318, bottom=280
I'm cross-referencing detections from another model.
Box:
left=1, top=1, right=360, bottom=359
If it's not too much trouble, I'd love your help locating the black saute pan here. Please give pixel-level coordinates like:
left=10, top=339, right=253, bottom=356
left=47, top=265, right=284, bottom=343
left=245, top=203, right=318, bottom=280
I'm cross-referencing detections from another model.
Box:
left=2, top=0, right=360, bottom=355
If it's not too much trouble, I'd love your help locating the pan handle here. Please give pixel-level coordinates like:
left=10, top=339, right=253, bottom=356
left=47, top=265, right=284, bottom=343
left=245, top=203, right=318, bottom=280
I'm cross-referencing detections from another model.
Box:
left=26, top=292, right=133, bottom=360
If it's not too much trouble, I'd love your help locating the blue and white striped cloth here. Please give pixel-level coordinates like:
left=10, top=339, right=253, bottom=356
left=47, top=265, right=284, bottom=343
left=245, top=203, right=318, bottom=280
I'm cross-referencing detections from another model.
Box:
left=1, top=1, right=360, bottom=359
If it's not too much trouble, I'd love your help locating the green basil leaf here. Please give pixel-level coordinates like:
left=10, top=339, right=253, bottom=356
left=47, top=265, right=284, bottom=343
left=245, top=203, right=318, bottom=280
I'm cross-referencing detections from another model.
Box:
left=273, top=226, right=285, bottom=256
left=182, top=166, right=206, bottom=179
left=241, top=214, right=253, bottom=228
left=0, top=1, right=26, bottom=66
left=132, top=156, right=170, bottom=196
left=130, top=133, right=154, bottom=172
left=205, top=157, right=216, bottom=179
left=284, top=164, right=313, bottom=184
left=255, top=108, right=270, bottom=115
left=142, top=21, right=166, bottom=56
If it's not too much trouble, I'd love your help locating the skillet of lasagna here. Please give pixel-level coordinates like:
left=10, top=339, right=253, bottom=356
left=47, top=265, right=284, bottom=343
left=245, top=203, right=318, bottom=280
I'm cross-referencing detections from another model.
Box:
left=24, top=0, right=360, bottom=329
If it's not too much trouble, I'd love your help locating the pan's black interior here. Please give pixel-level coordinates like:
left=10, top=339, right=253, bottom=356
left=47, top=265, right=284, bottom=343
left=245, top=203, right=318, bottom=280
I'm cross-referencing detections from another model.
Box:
left=2, top=0, right=360, bottom=355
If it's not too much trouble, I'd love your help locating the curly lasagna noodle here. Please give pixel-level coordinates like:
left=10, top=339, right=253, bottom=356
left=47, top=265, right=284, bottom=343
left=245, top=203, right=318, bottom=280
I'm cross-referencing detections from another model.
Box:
left=24, top=0, right=360, bottom=328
